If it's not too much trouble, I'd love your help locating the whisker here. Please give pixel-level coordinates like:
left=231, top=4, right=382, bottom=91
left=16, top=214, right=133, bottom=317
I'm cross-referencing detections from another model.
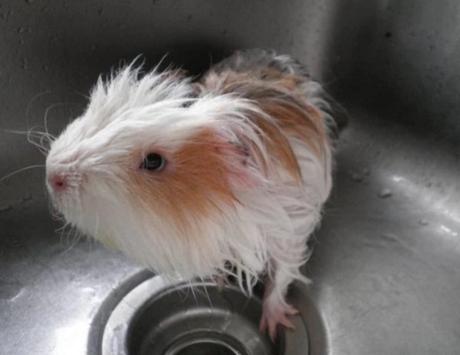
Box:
left=33, top=131, right=55, bottom=142
left=61, top=226, right=81, bottom=254
left=26, top=137, right=49, bottom=156
left=5, top=128, right=55, bottom=149
left=189, top=280, right=198, bottom=306
left=73, top=90, right=90, bottom=101
left=179, top=281, right=191, bottom=302
left=5, top=128, right=56, bottom=140
left=200, top=278, right=213, bottom=309
left=39, top=134, right=51, bottom=151
left=25, top=90, right=52, bottom=124
left=55, top=222, right=69, bottom=233
left=56, top=221, right=69, bottom=241
left=5, top=128, right=53, bottom=155
left=43, top=102, right=69, bottom=139
left=0, top=164, right=45, bottom=184
left=27, top=128, right=53, bottom=149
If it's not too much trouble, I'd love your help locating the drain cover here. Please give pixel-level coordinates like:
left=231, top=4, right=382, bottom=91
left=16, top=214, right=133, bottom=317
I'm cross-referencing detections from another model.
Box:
left=100, top=276, right=314, bottom=355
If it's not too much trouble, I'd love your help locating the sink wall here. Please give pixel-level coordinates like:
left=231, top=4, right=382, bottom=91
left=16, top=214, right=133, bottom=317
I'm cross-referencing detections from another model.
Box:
left=1, top=1, right=459, bottom=355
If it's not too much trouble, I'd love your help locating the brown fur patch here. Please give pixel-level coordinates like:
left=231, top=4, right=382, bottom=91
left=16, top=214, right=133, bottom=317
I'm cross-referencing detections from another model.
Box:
left=129, top=129, right=238, bottom=232
left=248, top=110, right=303, bottom=183
left=199, top=68, right=330, bottom=183
left=259, top=99, right=327, bottom=159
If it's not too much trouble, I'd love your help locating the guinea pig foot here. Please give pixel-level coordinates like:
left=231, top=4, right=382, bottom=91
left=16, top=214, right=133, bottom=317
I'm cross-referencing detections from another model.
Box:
left=259, top=301, right=299, bottom=342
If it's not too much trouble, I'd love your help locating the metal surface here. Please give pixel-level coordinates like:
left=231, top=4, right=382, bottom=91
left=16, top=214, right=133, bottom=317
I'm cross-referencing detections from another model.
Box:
left=1, top=1, right=460, bottom=355
left=100, top=277, right=295, bottom=355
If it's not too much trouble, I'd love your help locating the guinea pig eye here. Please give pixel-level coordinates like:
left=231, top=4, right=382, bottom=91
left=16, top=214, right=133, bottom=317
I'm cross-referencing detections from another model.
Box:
left=141, top=153, right=166, bottom=171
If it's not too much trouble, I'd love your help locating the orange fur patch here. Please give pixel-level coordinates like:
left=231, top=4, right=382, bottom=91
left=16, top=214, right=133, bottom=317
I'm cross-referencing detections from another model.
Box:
left=259, top=99, right=327, bottom=160
left=249, top=110, right=303, bottom=183
left=199, top=68, right=329, bottom=183
left=129, top=129, right=238, bottom=233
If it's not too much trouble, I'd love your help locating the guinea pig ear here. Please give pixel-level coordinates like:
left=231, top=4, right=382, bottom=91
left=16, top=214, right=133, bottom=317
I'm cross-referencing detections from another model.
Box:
left=215, top=108, right=304, bottom=187
left=213, top=128, right=270, bottom=189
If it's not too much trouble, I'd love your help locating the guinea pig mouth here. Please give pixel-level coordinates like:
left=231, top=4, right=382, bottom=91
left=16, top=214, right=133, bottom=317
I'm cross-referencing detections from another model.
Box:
left=46, top=179, right=82, bottom=217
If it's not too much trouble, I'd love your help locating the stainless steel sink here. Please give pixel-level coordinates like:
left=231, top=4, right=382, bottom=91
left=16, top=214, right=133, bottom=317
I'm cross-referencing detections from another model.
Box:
left=1, top=1, right=459, bottom=354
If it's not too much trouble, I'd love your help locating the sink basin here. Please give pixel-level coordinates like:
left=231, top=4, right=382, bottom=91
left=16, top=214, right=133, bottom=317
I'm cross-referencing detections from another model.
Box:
left=1, top=1, right=459, bottom=354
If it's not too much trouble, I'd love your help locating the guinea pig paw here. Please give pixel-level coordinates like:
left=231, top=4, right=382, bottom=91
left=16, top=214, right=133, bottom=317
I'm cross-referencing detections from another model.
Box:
left=259, top=302, right=299, bottom=342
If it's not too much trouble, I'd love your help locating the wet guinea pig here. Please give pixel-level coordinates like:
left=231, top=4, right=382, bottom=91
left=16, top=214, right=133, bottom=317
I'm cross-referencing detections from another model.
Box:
left=46, top=49, right=340, bottom=340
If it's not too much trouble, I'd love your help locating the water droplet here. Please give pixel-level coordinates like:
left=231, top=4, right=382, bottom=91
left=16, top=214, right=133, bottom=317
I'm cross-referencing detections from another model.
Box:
left=2, top=235, right=24, bottom=249
left=81, top=287, right=96, bottom=298
left=350, top=168, right=370, bottom=182
left=419, top=219, right=429, bottom=226
left=17, top=26, right=25, bottom=33
left=42, top=64, right=49, bottom=71
left=0, top=204, right=12, bottom=212
left=2, top=9, right=13, bottom=21
left=97, top=7, right=103, bottom=16
left=381, top=233, right=398, bottom=242
left=351, top=172, right=364, bottom=182
left=21, top=193, right=32, bottom=202
left=378, top=188, right=392, bottom=198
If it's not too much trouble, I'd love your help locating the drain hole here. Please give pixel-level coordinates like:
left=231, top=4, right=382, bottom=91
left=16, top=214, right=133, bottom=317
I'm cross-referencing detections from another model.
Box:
left=123, top=281, right=281, bottom=355
left=171, top=339, right=240, bottom=355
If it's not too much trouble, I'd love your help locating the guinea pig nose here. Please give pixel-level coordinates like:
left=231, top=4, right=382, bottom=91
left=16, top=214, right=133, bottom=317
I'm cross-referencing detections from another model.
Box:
left=48, top=173, right=68, bottom=192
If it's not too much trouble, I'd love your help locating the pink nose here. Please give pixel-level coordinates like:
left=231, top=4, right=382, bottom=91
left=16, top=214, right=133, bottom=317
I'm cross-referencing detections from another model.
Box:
left=48, top=173, right=68, bottom=192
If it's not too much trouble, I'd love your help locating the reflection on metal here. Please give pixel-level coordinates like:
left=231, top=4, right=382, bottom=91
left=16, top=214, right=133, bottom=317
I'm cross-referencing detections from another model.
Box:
left=54, top=322, right=90, bottom=355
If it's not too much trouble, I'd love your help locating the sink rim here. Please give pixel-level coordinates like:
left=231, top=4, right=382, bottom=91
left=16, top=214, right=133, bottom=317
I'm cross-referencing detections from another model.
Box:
left=96, top=275, right=324, bottom=355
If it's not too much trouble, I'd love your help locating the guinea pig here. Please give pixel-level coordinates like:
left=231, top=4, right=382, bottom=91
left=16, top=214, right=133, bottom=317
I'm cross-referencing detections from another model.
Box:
left=45, top=49, right=340, bottom=341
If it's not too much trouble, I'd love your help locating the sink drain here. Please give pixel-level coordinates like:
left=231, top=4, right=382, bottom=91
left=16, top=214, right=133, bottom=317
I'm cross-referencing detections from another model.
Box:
left=99, top=275, right=320, bottom=355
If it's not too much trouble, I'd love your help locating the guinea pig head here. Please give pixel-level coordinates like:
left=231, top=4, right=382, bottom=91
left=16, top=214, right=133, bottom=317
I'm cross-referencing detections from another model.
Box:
left=45, top=66, right=267, bottom=279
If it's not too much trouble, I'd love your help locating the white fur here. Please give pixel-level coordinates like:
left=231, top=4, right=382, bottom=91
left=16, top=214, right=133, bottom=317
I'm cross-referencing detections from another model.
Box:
left=46, top=55, right=333, bottom=314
